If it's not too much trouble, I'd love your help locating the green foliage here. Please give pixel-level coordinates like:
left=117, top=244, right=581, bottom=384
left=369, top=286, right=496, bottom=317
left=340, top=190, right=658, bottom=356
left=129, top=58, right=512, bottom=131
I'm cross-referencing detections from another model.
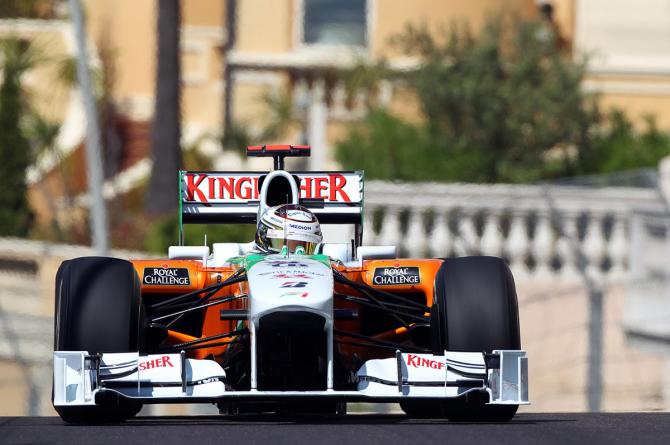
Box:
left=25, top=113, right=60, bottom=155
left=223, top=91, right=303, bottom=154
left=144, top=215, right=256, bottom=254
left=0, top=39, right=37, bottom=236
left=0, top=0, right=49, bottom=19
left=337, top=110, right=438, bottom=181
left=259, top=90, right=299, bottom=141
left=222, top=121, right=253, bottom=156
left=579, top=112, right=670, bottom=175
left=56, top=56, right=79, bottom=89
left=337, top=16, right=670, bottom=183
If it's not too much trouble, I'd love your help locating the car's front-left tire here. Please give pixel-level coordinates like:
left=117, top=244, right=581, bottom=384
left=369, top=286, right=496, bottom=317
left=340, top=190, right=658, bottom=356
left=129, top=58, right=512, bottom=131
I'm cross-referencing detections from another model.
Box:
left=53, top=256, right=144, bottom=423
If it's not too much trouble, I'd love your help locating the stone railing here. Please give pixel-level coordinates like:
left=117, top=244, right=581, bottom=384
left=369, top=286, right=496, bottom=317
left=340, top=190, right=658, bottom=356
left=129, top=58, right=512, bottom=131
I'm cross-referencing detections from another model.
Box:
left=363, top=181, right=665, bottom=283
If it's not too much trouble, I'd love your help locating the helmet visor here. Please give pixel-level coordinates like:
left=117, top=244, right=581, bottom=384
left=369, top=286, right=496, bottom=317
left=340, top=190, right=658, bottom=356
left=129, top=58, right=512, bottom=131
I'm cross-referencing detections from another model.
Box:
left=268, top=237, right=317, bottom=255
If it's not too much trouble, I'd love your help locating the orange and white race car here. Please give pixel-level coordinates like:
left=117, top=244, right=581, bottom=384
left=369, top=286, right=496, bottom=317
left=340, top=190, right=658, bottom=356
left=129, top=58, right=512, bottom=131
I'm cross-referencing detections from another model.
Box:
left=52, top=145, right=528, bottom=423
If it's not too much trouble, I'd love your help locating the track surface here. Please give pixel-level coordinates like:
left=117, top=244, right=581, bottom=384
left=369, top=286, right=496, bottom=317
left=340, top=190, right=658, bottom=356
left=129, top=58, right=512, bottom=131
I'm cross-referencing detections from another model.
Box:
left=1, top=413, right=669, bottom=445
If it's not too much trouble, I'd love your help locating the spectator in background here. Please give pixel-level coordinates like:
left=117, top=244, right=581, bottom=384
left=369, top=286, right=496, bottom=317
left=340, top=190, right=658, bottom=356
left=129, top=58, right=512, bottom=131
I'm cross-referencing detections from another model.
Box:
left=537, top=1, right=570, bottom=52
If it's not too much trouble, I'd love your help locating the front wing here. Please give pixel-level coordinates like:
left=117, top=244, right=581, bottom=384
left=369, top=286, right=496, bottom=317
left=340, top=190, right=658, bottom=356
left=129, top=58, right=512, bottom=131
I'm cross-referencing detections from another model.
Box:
left=53, top=350, right=529, bottom=406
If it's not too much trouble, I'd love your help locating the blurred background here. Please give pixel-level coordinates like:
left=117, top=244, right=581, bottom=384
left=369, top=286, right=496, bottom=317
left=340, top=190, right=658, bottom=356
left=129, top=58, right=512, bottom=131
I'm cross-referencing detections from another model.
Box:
left=1, top=0, right=670, bottom=416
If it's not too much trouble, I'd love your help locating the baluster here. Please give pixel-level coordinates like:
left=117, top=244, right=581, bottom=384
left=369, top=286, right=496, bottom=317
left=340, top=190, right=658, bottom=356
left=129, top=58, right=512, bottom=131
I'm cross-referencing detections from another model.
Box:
left=480, top=211, right=503, bottom=257
left=377, top=80, right=393, bottom=107
left=378, top=207, right=402, bottom=247
left=532, top=211, right=555, bottom=278
left=607, top=214, right=628, bottom=280
left=457, top=210, right=480, bottom=255
left=583, top=212, right=606, bottom=283
left=405, top=208, right=427, bottom=258
left=506, top=211, right=529, bottom=278
left=430, top=209, right=452, bottom=257
left=353, top=90, right=368, bottom=113
left=363, top=206, right=378, bottom=246
left=331, top=81, right=348, bottom=114
left=292, top=77, right=309, bottom=108
left=555, top=211, right=580, bottom=281
left=451, top=213, right=466, bottom=257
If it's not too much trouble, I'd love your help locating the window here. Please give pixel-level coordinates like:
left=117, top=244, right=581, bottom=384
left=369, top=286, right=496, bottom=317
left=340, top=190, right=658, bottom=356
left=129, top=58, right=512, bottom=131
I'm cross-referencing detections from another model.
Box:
left=303, top=0, right=367, bottom=47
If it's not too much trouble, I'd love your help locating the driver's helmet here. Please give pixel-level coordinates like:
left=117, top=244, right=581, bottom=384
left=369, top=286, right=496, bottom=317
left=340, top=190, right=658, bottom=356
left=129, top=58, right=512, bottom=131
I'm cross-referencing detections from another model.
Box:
left=255, top=204, right=322, bottom=255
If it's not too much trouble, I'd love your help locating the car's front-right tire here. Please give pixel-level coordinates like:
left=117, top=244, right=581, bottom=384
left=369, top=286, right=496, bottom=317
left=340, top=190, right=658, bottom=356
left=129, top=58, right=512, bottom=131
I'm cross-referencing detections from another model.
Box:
left=401, top=256, right=521, bottom=421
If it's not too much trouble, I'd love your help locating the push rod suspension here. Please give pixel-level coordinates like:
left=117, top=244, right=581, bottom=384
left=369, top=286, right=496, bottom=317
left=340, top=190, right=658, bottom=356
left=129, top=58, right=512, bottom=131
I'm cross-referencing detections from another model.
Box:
left=151, top=294, right=248, bottom=323
left=333, top=271, right=429, bottom=311
left=334, top=293, right=428, bottom=323
left=158, top=338, right=243, bottom=353
left=333, top=274, right=413, bottom=329
left=147, top=269, right=246, bottom=310
left=162, top=328, right=248, bottom=351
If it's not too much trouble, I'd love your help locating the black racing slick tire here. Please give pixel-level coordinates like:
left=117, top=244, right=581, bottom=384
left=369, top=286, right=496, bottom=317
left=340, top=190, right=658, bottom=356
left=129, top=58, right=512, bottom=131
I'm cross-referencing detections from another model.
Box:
left=401, top=256, right=521, bottom=422
left=53, top=257, right=144, bottom=423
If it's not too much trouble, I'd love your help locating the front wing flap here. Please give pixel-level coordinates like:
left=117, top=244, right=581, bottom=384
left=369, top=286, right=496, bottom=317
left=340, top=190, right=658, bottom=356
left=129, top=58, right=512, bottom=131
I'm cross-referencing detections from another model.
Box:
left=53, top=350, right=528, bottom=406
left=357, top=350, right=529, bottom=404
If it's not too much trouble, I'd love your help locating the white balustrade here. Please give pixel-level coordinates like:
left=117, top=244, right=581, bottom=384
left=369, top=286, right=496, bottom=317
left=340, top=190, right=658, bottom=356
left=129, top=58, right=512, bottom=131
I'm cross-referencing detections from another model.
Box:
left=506, top=212, right=530, bottom=278
left=377, top=207, right=402, bottom=248
left=331, top=81, right=348, bottom=115
left=532, top=213, right=555, bottom=278
left=454, top=210, right=479, bottom=257
left=608, top=215, right=628, bottom=280
left=362, top=212, right=377, bottom=246
left=405, top=208, right=428, bottom=257
left=353, top=90, right=367, bottom=115
left=362, top=181, right=663, bottom=283
left=429, top=210, right=451, bottom=258
left=555, top=212, right=581, bottom=281
left=583, top=212, right=607, bottom=284
left=480, top=212, right=504, bottom=257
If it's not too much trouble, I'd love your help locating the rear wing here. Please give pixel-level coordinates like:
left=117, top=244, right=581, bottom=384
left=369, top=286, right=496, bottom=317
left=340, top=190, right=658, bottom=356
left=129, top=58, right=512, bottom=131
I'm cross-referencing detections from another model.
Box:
left=179, top=170, right=364, bottom=225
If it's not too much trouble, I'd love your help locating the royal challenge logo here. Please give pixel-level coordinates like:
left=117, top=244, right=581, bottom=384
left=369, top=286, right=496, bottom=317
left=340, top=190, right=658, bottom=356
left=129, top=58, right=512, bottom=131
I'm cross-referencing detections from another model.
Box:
left=372, top=266, right=421, bottom=286
left=143, top=266, right=191, bottom=286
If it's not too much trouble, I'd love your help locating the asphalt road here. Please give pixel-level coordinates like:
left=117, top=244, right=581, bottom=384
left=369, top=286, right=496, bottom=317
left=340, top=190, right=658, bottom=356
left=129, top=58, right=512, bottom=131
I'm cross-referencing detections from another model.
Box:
left=1, top=413, right=669, bottom=445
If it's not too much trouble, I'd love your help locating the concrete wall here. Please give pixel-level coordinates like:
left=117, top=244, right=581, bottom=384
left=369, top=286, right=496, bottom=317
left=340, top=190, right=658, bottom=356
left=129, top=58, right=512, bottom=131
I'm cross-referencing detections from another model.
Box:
left=518, top=280, right=666, bottom=412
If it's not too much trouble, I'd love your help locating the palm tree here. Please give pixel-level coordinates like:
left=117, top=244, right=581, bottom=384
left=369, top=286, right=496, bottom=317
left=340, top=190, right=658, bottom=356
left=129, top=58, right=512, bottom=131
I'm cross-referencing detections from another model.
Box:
left=147, top=0, right=182, bottom=215
left=0, top=38, right=38, bottom=236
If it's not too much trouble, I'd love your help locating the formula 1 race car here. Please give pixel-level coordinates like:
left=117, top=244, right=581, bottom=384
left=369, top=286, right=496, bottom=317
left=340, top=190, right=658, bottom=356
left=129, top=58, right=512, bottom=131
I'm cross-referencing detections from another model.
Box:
left=52, top=145, right=528, bottom=423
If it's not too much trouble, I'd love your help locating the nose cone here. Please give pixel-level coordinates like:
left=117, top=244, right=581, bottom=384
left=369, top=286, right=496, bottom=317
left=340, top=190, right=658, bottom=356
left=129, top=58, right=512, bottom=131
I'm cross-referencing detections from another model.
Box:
left=247, top=256, right=334, bottom=320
